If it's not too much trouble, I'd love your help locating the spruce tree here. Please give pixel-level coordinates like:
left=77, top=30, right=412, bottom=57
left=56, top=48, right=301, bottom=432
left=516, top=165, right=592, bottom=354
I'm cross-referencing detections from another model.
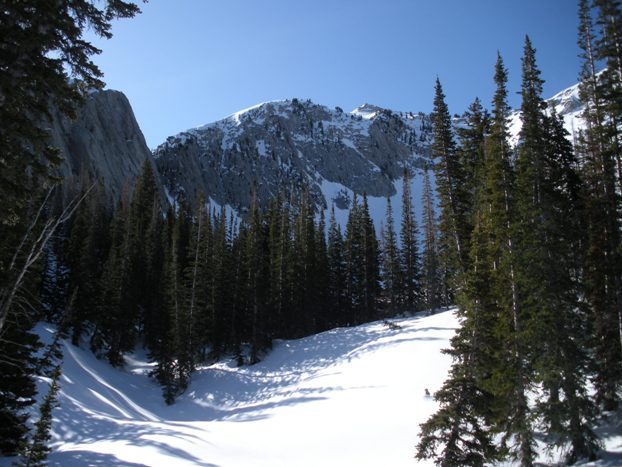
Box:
left=95, top=193, right=134, bottom=366
left=361, top=193, right=380, bottom=322
left=421, top=169, right=441, bottom=312
left=381, top=198, right=403, bottom=313
left=400, top=169, right=422, bottom=311
left=19, top=367, right=61, bottom=467
left=486, top=53, right=535, bottom=466
left=0, top=317, right=41, bottom=455
left=315, top=210, right=330, bottom=331
left=515, top=37, right=599, bottom=461
left=431, top=79, right=470, bottom=278
left=577, top=0, right=622, bottom=411
left=345, top=194, right=365, bottom=324
left=327, top=206, right=346, bottom=327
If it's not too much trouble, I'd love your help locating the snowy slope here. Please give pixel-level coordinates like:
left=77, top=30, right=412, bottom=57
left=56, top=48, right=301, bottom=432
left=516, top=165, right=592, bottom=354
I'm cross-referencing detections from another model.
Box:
left=8, top=311, right=456, bottom=467
left=4, top=308, right=622, bottom=466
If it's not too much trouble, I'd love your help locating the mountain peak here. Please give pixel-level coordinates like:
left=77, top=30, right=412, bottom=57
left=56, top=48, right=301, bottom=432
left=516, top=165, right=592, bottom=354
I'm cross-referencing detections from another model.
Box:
left=351, top=103, right=383, bottom=120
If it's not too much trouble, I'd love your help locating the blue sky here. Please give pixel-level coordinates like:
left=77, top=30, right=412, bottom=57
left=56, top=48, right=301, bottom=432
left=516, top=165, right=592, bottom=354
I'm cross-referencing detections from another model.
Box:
left=89, top=0, right=582, bottom=148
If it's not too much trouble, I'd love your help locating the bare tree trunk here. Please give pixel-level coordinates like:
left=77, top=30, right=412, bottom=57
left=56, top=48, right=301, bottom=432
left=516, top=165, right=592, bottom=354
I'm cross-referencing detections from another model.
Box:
left=0, top=185, right=93, bottom=337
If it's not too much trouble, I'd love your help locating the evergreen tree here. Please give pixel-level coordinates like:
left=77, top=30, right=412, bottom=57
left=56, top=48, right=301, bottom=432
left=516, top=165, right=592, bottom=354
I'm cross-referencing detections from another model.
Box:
left=314, top=210, right=330, bottom=331
left=95, top=192, right=134, bottom=366
left=400, top=169, right=422, bottom=310
left=345, top=194, right=365, bottom=323
left=484, top=53, right=535, bottom=465
left=457, top=98, right=489, bottom=217
left=577, top=0, right=622, bottom=411
left=381, top=198, right=403, bottom=312
left=244, top=187, right=269, bottom=363
left=361, top=193, right=380, bottom=321
left=19, top=366, right=61, bottom=467
left=0, top=317, right=41, bottom=455
left=431, top=79, right=470, bottom=278
left=327, top=206, right=346, bottom=327
left=515, top=37, right=599, bottom=461
left=65, top=182, right=110, bottom=346
left=421, top=169, right=441, bottom=312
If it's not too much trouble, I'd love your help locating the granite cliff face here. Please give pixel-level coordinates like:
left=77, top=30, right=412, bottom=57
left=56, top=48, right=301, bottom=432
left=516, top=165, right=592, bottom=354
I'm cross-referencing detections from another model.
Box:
left=48, top=90, right=156, bottom=203
left=153, top=99, right=435, bottom=215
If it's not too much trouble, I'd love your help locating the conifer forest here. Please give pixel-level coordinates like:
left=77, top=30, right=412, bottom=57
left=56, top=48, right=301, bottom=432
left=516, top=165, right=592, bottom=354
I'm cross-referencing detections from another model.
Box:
left=1, top=1, right=622, bottom=466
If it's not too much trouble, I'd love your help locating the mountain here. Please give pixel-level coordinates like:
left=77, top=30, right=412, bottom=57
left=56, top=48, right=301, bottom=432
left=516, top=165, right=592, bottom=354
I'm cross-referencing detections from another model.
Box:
left=153, top=99, right=434, bottom=217
left=153, top=80, right=585, bottom=224
left=48, top=89, right=159, bottom=204
left=49, top=80, right=585, bottom=221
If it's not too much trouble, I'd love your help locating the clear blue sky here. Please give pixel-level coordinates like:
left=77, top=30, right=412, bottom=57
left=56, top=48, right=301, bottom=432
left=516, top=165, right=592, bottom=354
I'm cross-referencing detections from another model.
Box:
left=89, top=0, right=582, bottom=148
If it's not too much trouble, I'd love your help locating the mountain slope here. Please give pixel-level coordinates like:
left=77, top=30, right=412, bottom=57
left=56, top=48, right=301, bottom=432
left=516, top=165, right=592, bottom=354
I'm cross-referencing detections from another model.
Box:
left=153, top=79, right=585, bottom=230
left=3, top=309, right=621, bottom=466
left=154, top=99, right=434, bottom=217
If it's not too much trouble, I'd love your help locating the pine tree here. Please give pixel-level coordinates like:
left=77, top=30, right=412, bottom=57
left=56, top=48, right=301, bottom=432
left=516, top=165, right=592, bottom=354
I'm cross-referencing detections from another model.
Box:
left=361, top=193, right=380, bottom=322
left=577, top=0, right=622, bottom=411
left=19, top=366, right=61, bottom=467
left=327, top=206, right=346, bottom=327
left=244, top=187, right=269, bottom=363
left=314, top=210, right=330, bottom=331
left=209, top=207, right=232, bottom=359
left=431, top=79, right=470, bottom=280
left=483, top=53, right=536, bottom=465
left=381, top=198, right=402, bottom=312
left=421, top=169, right=441, bottom=312
left=65, top=182, right=110, bottom=346
left=400, top=169, right=422, bottom=310
left=345, top=194, right=366, bottom=324
left=95, top=192, right=134, bottom=366
left=0, top=317, right=41, bottom=455
left=515, top=37, right=599, bottom=461
left=457, top=98, right=489, bottom=216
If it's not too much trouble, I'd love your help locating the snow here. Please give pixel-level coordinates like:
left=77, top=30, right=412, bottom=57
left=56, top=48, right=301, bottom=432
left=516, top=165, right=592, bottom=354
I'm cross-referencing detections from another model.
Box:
left=4, top=307, right=622, bottom=466
left=319, top=170, right=430, bottom=241
left=255, top=139, right=268, bottom=157
left=6, top=312, right=455, bottom=467
left=351, top=104, right=379, bottom=120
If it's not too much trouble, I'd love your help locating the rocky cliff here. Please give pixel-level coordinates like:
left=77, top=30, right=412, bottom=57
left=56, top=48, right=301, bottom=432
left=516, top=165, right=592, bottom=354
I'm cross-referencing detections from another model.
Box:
left=153, top=99, right=435, bottom=215
left=48, top=90, right=157, bottom=204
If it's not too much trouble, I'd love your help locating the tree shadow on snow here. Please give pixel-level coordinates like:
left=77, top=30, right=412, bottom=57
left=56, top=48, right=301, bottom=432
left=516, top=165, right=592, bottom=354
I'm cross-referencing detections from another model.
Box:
left=173, top=312, right=456, bottom=423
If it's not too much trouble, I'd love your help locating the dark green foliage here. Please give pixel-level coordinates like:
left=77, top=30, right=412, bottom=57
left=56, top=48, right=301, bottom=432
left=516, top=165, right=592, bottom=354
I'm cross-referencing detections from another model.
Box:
left=577, top=0, right=622, bottom=413
left=327, top=206, right=346, bottom=327
left=419, top=23, right=622, bottom=462
left=421, top=169, right=442, bottom=312
left=381, top=198, right=402, bottom=312
left=19, top=366, right=62, bottom=467
left=400, top=169, right=422, bottom=310
left=431, top=79, right=470, bottom=278
left=0, top=318, right=41, bottom=455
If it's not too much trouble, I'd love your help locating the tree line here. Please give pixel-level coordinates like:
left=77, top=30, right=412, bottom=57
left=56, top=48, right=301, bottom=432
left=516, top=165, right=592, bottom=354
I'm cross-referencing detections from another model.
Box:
left=417, top=1, right=622, bottom=465
left=43, top=163, right=441, bottom=405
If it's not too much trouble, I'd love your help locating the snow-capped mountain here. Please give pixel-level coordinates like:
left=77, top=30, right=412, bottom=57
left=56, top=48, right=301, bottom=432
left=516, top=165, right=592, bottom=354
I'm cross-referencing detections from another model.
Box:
left=47, top=79, right=585, bottom=222
left=508, top=79, right=585, bottom=146
left=153, top=99, right=434, bottom=217
left=154, top=79, right=585, bottom=224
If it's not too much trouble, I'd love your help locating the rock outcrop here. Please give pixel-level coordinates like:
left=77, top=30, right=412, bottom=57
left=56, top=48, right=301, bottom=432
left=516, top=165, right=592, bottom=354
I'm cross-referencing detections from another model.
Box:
left=153, top=99, right=435, bottom=214
left=48, top=90, right=157, bottom=204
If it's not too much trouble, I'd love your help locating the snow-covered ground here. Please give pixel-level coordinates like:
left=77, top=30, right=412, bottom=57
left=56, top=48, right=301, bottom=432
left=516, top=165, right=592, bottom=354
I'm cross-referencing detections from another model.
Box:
left=4, top=309, right=621, bottom=466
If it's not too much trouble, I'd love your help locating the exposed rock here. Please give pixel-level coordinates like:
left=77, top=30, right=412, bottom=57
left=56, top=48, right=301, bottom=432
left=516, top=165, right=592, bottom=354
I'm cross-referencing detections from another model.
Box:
left=153, top=99, right=434, bottom=213
left=48, top=90, right=158, bottom=205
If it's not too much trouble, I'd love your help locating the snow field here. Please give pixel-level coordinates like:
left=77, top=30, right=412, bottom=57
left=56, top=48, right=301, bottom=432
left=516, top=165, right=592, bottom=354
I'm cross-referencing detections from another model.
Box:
left=23, top=311, right=458, bottom=466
